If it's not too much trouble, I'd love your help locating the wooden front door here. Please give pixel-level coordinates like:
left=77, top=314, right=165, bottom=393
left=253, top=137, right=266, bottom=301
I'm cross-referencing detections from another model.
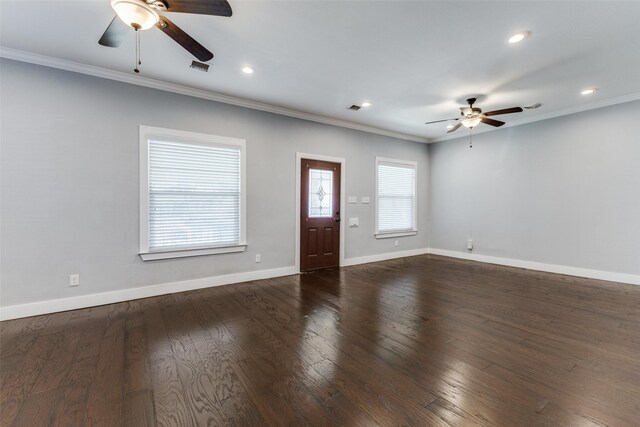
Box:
left=300, top=159, right=341, bottom=271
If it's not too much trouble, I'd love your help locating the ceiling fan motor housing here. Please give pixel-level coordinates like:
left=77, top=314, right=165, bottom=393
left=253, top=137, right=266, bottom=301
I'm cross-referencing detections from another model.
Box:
left=460, top=98, right=482, bottom=117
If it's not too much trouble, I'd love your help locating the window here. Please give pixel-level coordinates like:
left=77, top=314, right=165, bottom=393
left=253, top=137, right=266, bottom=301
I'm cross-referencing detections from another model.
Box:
left=308, top=168, right=334, bottom=217
left=139, top=126, right=246, bottom=260
left=375, top=157, right=417, bottom=238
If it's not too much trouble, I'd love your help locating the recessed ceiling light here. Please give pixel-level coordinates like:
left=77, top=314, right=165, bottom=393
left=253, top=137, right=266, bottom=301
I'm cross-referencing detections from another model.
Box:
left=508, top=31, right=530, bottom=44
left=361, top=102, right=372, bottom=107
left=241, top=66, right=254, bottom=74
left=446, top=124, right=454, bottom=129
left=581, top=88, right=598, bottom=95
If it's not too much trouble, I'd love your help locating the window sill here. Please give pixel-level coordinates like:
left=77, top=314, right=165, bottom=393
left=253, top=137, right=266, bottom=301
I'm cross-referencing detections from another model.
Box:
left=375, top=231, right=417, bottom=239
left=139, top=244, right=247, bottom=261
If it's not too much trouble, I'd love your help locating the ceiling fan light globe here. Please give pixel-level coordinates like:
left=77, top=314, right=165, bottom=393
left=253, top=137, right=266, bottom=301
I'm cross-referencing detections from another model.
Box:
left=461, top=117, right=481, bottom=128
left=111, top=0, right=159, bottom=30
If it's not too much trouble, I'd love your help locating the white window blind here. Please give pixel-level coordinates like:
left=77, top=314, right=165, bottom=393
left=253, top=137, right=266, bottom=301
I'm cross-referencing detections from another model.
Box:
left=139, top=126, right=246, bottom=260
left=147, top=138, right=242, bottom=252
left=376, top=159, right=417, bottom=235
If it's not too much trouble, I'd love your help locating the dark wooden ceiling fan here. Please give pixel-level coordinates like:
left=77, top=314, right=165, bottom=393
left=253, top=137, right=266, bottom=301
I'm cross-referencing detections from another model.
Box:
left=98, top=0, right=232, bottom=63
left=425, top=98, right=526, bottom=133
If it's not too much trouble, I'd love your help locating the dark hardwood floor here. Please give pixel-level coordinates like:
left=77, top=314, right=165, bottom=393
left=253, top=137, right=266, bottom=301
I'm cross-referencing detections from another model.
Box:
left=2, top=254, right=640, bottom=426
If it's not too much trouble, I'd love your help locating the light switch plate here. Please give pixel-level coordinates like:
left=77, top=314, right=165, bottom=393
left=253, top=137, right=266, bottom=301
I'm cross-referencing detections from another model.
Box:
left=69, top=274, right=80, bottom=287
left=361, top=196, right=370, bottom=204
left=348, top=196, right=358, bottom=204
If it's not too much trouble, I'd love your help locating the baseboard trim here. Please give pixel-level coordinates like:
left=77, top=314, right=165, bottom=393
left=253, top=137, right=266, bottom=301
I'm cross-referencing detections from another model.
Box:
left=1, top=246, right=432, bottom=321
left=428, top=248, right=640, bottom=286
left=5, top=247, right=636, bottom=320
left=0, top=266, right=297, bottom=321
left=342, top=248, right=430, bottom=267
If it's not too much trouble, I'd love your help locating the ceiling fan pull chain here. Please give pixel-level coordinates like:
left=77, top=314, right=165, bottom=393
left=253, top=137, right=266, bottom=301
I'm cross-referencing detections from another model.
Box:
left=469, top=129, right=473, bottom=148
left=138, top=28, right=142, bottom=66
left=134, top=28, right=141, bottom=74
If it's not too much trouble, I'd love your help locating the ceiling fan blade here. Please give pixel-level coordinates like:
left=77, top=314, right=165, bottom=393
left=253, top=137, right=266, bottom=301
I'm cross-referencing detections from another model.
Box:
left=481, top=117, right=505, bottom=127
left=156, top=16, right=214, bottom=62
left=447, top=123, right=462, bottom=133
left=98, top=16, right=131, bottom=47
left=483, top=107, right=523, bottom=117
left=165, top=0, right=232, bottom=16
left=425, top=118, right=458, bottom=125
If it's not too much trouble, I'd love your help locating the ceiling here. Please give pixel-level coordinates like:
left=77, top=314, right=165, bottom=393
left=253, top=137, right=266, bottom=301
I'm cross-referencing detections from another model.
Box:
left=2, top=0, right=640, bottom=142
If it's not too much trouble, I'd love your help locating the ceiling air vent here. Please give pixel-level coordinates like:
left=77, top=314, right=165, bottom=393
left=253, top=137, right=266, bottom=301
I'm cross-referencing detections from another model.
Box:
left=190, top=60, right=209, bottom=72
left=525, top=102, right=543, bottom=110
left=348, top=104, right=361, bottom=111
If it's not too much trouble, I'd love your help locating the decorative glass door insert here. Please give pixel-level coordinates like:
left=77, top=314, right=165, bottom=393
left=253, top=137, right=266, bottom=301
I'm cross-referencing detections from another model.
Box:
left=308, top=169, right=333, bottom=217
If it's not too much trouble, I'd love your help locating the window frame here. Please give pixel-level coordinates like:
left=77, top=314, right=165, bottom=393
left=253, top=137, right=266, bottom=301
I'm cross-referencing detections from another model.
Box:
left=139, top=125, right=247, bottom=261
left=374, top=156, right=418, bottom=239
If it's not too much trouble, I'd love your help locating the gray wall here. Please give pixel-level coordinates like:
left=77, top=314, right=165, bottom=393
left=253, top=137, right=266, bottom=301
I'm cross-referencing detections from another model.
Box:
left=428, top=100, right=640, bottom=275
left=0, top=59, right=429, bottom=307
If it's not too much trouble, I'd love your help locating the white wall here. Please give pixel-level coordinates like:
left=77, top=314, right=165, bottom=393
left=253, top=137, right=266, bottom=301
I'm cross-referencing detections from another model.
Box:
left=0, top=59, right=429, bottom=310
left=428, top=100, right=640, bottom=276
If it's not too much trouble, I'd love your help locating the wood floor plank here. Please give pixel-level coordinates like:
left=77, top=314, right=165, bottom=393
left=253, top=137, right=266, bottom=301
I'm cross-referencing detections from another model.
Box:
left=9, top=389, right=62, bottom=427
left=124, top=312, right=153, bottom=396
left=54, top=355, right=100, bottom=427
left=321, top=392, right=380, bottom=427
left=82, top=307, right=125, bottom=426
left=148, top=356, right=195, bottom=427
left=122, top=391, right=156, bottom=427
left=141, top=302, right=196, bottom=427
left=220, top=392, right=266, bottom=426
left=29, top=333, right=79, bottom=394
left=123, top=309, right=156, bottom=427
left=425, top=397, right=493, bottom=427
left=1, top=333, right=58, bottom=426
left=232, top=357, right=305, bottom=425
left=485, top=362, right=633, bottom=426
left=159, top=296, right=229, bottom=426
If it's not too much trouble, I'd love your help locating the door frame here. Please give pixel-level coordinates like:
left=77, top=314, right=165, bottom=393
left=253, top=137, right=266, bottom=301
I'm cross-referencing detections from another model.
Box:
left=295, top=152, right=346, bottom=273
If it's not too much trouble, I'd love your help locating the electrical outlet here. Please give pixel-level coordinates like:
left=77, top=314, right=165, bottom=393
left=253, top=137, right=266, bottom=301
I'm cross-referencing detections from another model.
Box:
left=255, top=254, right=261, bottom=263
left=394, top=240, right=399, bottom=247
left=467, top=239, right=474, bottom=250
left=69, top=274, right=80, bottom=287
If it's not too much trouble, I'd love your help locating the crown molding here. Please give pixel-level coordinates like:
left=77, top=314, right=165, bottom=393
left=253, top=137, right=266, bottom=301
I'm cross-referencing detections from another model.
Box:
left=0, top=47, right=429, bottom=144
left=4, top=47, right=638, bottom=145
left=430, top=92, right=640, bottom=143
